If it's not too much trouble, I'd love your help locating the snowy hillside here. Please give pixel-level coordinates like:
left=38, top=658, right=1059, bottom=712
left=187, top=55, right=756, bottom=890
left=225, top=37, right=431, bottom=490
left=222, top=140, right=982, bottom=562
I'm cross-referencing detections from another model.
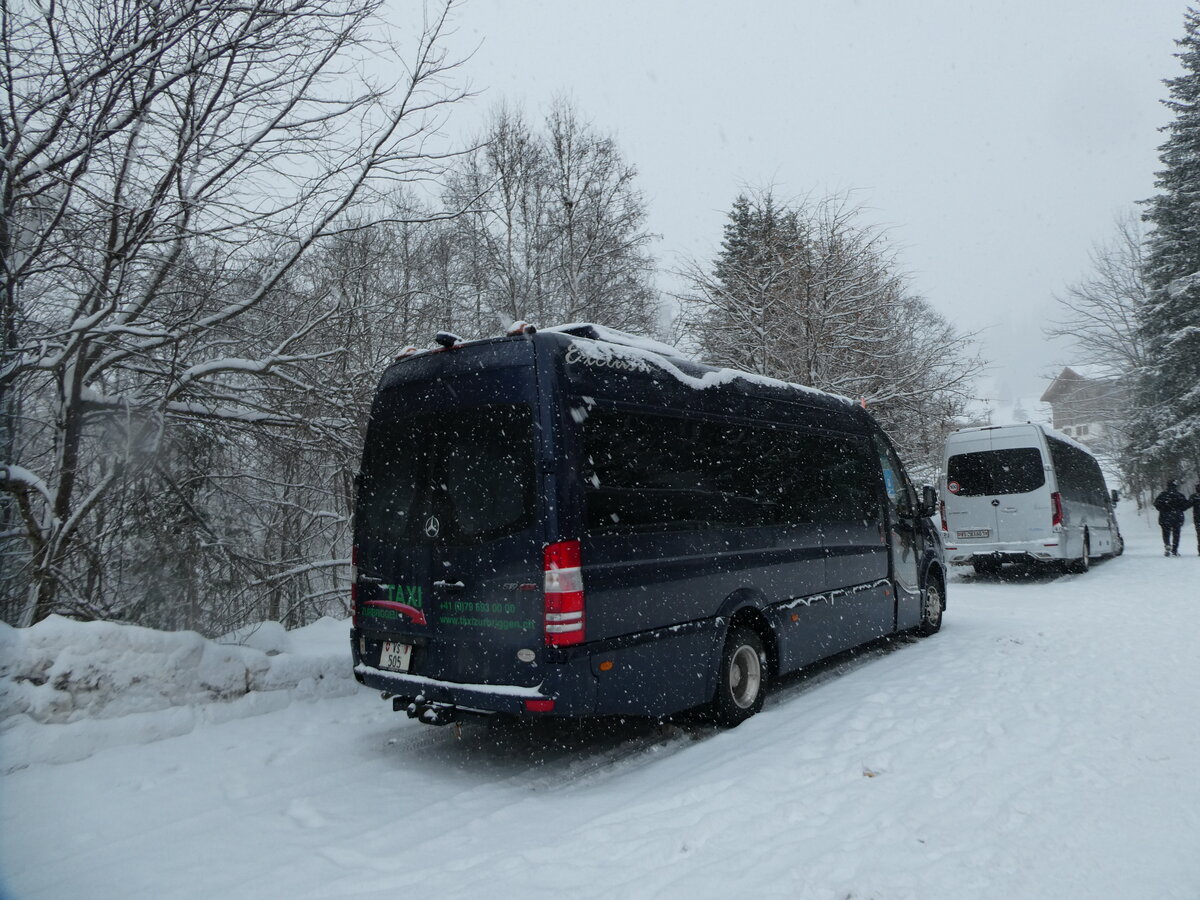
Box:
left=962, top=374, right=1054, bottom=429
left=2, top=503, right=1199, bottom=899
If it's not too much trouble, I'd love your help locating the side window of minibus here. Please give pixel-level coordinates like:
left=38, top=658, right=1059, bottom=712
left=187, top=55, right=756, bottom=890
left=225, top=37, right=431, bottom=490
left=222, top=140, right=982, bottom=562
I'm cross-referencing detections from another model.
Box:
left=809, top=435, right=876, bottom=522
left=873, top=434, right=910, bottom=516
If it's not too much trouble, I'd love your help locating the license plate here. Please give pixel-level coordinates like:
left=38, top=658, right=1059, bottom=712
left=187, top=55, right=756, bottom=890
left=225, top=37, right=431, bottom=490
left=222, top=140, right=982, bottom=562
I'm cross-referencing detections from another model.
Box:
left=957, top=529, right=990, bottom=539
left=378, top=641, right=413, bottom=673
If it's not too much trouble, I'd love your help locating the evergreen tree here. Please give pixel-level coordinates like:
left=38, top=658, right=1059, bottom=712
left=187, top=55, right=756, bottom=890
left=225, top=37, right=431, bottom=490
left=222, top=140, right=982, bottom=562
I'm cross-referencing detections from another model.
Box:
left=693, top=191, right=810, bottom=377
left=682, top=189, right=980, bottom=467
left=1136, top=6, right=1200, bottom=479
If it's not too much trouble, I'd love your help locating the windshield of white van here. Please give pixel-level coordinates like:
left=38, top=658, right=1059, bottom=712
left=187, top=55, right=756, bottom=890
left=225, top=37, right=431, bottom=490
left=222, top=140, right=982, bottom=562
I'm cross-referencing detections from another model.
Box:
left=356, top=403, right=535, bottom=544
left=948, top=448, right=1045, bottom=496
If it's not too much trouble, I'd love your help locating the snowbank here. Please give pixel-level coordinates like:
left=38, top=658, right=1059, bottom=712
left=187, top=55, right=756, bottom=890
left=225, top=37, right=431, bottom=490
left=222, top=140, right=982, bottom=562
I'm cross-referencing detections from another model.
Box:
left=0, top=615, right=354, bottom=770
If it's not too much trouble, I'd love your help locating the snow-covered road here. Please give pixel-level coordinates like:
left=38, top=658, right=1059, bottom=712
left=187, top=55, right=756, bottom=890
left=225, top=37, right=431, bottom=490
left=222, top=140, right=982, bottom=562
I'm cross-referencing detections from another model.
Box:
left=3, top=507, right=1199, bottom=899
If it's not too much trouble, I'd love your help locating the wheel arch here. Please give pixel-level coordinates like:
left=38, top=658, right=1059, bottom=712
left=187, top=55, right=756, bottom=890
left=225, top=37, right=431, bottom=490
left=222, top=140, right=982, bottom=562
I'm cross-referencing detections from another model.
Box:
left=921, top=556, right=947, bottom=611
left=712, top=589, right=780, bottom=685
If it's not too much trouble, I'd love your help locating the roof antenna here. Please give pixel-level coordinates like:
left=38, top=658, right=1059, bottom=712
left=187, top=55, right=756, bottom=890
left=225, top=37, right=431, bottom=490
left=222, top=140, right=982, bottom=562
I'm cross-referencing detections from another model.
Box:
left=434, top=331, right=461, bottom=349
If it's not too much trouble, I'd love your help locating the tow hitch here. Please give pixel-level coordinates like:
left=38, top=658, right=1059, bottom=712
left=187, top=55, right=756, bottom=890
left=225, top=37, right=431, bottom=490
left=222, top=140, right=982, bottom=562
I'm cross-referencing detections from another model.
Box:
left=396, top=696, right=460, bottom=726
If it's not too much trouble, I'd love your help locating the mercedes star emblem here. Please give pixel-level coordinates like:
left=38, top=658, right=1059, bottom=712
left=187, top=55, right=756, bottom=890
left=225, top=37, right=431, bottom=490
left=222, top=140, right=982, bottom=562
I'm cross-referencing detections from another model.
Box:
left=423, top=515, right=441, bottom=538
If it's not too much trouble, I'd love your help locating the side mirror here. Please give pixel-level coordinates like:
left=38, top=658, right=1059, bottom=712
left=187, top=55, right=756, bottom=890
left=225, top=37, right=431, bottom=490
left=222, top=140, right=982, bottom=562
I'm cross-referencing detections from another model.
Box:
left=1110, top=489, right=1120, bottom=504
left=920, top=484, right=939, bottom=518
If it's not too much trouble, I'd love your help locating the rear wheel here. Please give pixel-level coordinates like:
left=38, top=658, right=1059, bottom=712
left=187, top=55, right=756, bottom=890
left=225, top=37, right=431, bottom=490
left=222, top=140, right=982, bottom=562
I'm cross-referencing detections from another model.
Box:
left=1068, top=533, right=1091, bottom=574
left=917, top=576, right=944, bottom=636
left=710, top=626, right=767, bottom=727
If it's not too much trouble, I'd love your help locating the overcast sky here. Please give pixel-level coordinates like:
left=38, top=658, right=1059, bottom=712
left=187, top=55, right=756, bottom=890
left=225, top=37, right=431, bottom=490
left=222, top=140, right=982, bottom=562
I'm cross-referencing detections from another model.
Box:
left=433, top=0, right=1186, bottom=400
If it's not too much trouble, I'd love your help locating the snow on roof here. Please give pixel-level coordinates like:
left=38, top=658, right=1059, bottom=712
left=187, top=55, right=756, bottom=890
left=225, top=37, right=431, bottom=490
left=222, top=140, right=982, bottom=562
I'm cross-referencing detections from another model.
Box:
left=1039, top=423, right=1098, bottom=455
left=948, top=421, right=1097, bottom=456
left=1057, top=364, right=1121, bottom=382
left=542, top=322, right=686, bottom=360
left=556, top=325, right=854, bottom=406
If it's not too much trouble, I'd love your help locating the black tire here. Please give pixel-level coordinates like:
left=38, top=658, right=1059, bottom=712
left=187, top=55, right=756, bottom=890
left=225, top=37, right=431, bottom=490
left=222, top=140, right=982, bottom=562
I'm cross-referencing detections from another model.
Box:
left=917, top=576, right=944, bottom=636
left=1067, top=534, right=1091, bottom=574
left=710, top=625, right=768, bottom=727
left=972, top=557, right=1002, bottom=576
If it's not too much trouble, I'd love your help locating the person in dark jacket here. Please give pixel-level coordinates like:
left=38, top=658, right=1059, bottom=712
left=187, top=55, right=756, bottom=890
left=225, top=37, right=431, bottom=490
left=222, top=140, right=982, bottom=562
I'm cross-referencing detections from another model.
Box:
left=1154, top=480, right=1190, bottom=556
left=1191, top=482, right=1200, bottom=556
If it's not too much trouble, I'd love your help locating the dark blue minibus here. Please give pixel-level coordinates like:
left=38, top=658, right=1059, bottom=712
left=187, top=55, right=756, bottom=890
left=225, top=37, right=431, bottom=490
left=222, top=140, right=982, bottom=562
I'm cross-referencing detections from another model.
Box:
left=351, top=324, right=945, bottom=727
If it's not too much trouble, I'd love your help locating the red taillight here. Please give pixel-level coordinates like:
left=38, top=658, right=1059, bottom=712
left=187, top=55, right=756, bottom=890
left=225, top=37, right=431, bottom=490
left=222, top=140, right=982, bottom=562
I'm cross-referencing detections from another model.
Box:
left=1051, top=492, right=1064, bottom=528
left=524, top=699, right=555, bottom=713
left=939, top=500, right=948, bottom=534
left=544, top=539, right=584, bottom=647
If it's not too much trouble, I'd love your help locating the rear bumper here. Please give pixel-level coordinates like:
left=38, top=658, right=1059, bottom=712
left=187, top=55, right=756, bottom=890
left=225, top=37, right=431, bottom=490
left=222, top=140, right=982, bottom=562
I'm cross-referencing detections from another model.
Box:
left=356, top=664, right=544, bottom=709
left=350, top=620, right=717, bottom=720
left=352, top=631, right=597, bottom=716
left=943, top=537, right=1067, bottom=566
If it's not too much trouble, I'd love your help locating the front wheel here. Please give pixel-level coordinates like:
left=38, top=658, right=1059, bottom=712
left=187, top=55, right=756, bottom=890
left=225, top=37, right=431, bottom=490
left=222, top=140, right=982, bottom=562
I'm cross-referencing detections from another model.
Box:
left=917, top=576, right=944, bottom=636
left=710, top=626, right=768, bottom=727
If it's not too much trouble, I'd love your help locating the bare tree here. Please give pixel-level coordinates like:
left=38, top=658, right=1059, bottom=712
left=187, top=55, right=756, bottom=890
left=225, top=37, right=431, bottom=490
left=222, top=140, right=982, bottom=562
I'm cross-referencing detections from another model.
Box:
left=0, top=0, right=468, bottom=625
left=1047, top=210, right=1150, bottom=489
left=544, top=98, right=659, bottom=332
left=445, top=100, right=661, bottom=336
left=1047, top=210, right=1148, bottom=376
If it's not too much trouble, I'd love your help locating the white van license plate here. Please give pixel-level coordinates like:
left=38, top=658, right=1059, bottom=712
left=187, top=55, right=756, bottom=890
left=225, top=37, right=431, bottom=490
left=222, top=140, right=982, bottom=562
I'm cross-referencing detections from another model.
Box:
left=957, top=529, right=991, bottom=539
left=378, top=641, right=413, bottom=672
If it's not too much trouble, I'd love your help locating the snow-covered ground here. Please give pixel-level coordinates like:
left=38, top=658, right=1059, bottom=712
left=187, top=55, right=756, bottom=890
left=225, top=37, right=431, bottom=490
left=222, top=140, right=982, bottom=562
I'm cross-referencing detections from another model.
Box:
left=2, top=503, right=1199, bottom=900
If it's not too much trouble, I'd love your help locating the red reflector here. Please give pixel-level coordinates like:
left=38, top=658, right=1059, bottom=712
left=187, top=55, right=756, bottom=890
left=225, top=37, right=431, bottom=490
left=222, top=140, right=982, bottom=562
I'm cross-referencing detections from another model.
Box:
left=544, top=540, right=585, bottom=647
left=524, top=699, right=555, bottom=713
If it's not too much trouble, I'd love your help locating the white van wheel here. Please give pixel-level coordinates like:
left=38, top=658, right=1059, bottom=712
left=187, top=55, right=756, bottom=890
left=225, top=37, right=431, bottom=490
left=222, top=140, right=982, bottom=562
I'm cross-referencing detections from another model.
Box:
left=1068, top=534, right=1090, bottom=574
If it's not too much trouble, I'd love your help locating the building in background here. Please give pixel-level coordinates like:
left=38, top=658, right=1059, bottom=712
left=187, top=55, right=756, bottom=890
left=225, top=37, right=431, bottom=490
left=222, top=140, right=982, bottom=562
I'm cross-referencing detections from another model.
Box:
left=1039, top=366, right=1127, bottom=448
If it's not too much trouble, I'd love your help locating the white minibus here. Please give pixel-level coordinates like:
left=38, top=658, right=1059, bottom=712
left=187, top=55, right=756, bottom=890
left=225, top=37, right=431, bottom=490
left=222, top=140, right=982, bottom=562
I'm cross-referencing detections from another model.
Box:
left=941, top=424, right=1122, bottom=574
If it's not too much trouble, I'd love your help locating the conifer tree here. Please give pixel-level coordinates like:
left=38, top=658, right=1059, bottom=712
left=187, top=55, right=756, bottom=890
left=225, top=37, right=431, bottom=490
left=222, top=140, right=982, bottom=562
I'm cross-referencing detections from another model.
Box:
left=682, top=189, right=980, bottom=467
left=1136, top=6, right=1200, bottom=478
